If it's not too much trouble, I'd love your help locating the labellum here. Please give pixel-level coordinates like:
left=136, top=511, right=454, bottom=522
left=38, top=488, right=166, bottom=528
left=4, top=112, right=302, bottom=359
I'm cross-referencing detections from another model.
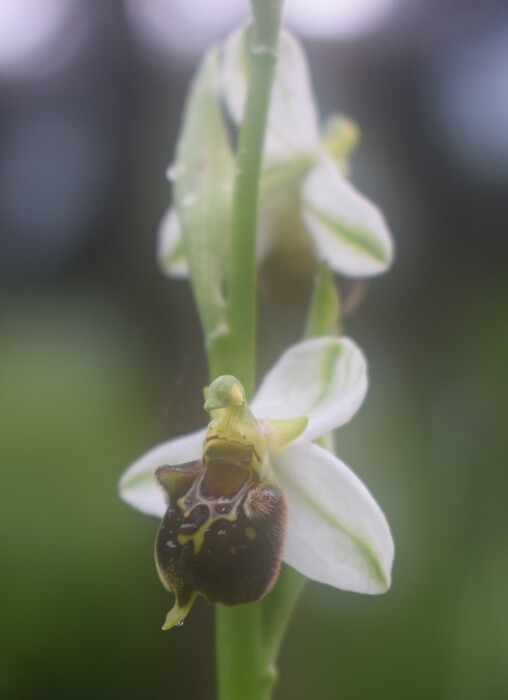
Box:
left=155, top=439, right=287, bottom=630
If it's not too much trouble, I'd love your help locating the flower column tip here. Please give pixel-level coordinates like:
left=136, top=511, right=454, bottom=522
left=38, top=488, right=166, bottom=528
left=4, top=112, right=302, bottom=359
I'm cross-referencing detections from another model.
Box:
left=204, top=375, right=246, bottom=411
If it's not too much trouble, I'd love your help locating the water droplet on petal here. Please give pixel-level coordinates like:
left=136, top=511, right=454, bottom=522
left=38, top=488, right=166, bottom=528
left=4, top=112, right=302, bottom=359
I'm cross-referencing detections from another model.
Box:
left=250, top=44, right=277, bottom=58
left=166, top=162, right=186, bottom=182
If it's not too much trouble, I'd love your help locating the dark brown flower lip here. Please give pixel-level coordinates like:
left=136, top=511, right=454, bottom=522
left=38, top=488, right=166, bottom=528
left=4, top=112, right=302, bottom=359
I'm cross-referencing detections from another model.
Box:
left=155, top=456, right=288, bottom=628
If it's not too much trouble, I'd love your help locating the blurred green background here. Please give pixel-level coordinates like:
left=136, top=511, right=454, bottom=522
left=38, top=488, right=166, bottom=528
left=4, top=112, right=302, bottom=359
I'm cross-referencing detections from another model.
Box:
left=1, top=1, right=507, bottom=698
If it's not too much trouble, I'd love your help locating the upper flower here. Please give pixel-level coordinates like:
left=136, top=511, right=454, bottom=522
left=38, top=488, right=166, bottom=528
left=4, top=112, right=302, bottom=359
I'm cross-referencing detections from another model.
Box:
left=119, top=336, right=394, bottom=629
left=159, top=27, right=394, bottom=282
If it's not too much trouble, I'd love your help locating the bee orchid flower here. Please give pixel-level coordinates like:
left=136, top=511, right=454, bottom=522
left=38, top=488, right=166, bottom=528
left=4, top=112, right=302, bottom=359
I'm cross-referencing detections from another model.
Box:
left=159, top=27, right=394, bottom=282
left=119, top=336, right=394, bottom=630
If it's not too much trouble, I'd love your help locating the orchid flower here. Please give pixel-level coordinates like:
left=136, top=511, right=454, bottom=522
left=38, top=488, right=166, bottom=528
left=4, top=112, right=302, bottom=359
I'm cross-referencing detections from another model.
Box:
left=158, top=27, right=394, bottom=281
left=119, top=336, right=394, bottom=630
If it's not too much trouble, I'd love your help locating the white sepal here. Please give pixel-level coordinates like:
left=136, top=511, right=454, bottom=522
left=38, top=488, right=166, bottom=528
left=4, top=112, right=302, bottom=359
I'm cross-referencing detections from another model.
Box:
left=301, top=155, right=394, bottom=277
left=221, top=26, right=320, bottom=163
left=251, top=336, right=368, bottom=442
left=174, top=47, right=233, bottom=337
left=220, top=25, right=248, bottom=127
left=119, top=429, right=205, bottom=517
left=275, top=442, right=394, bottom=593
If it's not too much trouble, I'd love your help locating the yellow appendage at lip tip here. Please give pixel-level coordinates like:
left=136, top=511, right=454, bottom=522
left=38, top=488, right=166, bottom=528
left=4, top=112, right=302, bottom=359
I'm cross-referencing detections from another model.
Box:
left=162, top=593, right=197, bottom=631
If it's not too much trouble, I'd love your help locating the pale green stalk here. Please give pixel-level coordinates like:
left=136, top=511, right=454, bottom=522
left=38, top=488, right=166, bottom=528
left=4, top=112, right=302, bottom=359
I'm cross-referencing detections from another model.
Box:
left=218, top=0, right=284, bottom=400
left=211, top=2, right=285, bottom=699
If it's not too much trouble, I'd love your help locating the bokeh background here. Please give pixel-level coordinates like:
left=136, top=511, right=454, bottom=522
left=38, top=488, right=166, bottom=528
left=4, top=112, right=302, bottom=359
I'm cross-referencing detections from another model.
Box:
left=1, top=0, right=507, bottom=698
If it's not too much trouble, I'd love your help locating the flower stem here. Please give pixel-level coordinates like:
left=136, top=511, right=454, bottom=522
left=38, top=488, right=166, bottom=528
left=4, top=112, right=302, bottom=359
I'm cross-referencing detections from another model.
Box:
left=221, top=0, right=284, bottom=400
left=216, top=605, right=271, bottom=700
left=211, top=2, right=284, bottom=699
left=260, top=565, right=306, bottom=670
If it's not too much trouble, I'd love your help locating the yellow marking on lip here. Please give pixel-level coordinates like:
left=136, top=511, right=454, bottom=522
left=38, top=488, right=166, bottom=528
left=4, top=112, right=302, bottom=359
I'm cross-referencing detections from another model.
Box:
left=245, top=526, right=257, bottom=541
left=175, top=464, right=259, bottom=555
left=176, top=505, right=242, bottom=555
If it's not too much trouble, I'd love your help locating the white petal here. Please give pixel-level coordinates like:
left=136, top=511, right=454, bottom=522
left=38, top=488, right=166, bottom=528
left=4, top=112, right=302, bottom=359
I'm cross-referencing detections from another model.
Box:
left=301, top=155, right=394, bottom=277
left=220, top=26, right=248, bottom=127
left=275, top=443, right=393, bottom=593
left=251, top=336, right=367, bottom=442
left=119, top=429, right=205, bottom=517
left=156, top=206, right=189, bottom=278
left=221, top=26, right=320, bottom=163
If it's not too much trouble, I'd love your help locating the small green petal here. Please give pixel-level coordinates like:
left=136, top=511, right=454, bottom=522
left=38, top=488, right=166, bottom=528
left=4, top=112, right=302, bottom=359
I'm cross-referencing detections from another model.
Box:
left=262, top=416, right=308, bottom=453
left=320, top=114, right=360, bottom=174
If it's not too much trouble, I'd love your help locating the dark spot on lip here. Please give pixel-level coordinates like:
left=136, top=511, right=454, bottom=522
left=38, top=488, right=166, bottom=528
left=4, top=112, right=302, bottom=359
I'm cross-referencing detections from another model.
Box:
left=190, top=504, right=210, bottom=526
left=215, top=500, right=232, bottom=514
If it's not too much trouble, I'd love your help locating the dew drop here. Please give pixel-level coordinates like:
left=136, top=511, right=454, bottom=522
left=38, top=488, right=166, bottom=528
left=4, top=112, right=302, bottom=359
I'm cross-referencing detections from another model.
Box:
left=180, top=521, right=198, bottom=535
left=250, top=44, right=277, bottom=59
left=166, top=162, right=186, bottom=182
left=216, top=500, right=232, bottom=515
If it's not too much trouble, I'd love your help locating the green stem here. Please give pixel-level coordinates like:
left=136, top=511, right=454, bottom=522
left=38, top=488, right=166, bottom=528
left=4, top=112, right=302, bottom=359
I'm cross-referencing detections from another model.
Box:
left=216, top=605, right=269, bottom=700
left=222, top=0, right=283, bottom=400
left=212, top=2, right=284, bottom=699
left=260, top=565, right=306, bottom=668
left=215, top=569, right=304, bottom=700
